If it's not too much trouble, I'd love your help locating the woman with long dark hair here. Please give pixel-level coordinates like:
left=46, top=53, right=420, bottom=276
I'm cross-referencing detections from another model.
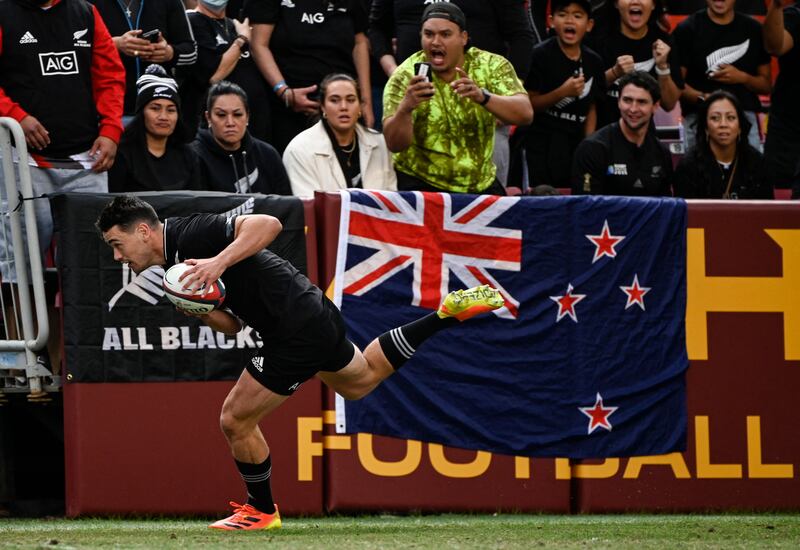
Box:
left=109, top=65, right=202, bottom=192
left=673, top=90, right=771, bottom=199
left=283, top=73, right=396, bottom=198
left=192, top=81, right=291, bottom=195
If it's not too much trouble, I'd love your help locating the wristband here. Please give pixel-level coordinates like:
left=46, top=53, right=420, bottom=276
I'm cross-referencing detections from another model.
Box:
left=272, top=80, right=286, bottom=93
left=236, top=34, right=249, bottom=45
left=655, top=65, right=671, bottom=76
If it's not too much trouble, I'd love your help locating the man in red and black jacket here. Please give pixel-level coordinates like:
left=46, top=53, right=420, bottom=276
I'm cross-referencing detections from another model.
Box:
left=0, top=0, right=125, bottom=280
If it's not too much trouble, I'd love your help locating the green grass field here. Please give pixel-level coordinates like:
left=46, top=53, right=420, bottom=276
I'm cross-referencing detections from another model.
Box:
left=1, top=514, right=800, bottom=549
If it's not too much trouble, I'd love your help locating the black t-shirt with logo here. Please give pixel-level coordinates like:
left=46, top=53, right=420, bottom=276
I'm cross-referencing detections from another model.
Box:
left=571, top=122, right=673, bottom=196
left=525, top=37, right=606, bottom=135
left=598, top=27, right=683, bottom=127
left=247, top=0, right=368, bottom=88
left=163, top=213, right=326, bottom=343
left=770, top=6, right=800, bottom=126
left=674, top=10, right=770, bottom=114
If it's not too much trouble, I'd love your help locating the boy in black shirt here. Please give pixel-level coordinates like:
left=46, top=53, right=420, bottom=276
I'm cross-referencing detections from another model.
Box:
left=598, top=0, right=683, bottom=127
left=673, top=0, right=771, bottom=151
left=572, top=70, right=673, bottom=196
left=525, top=0, right=606, bottom=189
left=96, top=195, right=504, bottom=531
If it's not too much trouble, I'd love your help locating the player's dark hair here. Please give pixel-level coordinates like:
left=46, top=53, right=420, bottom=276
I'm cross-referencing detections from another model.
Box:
left=206, top=80, right=250, bottom=114
left=617, top=70, right=661, bottom=104
left=95, top=195, right=159, bottom=234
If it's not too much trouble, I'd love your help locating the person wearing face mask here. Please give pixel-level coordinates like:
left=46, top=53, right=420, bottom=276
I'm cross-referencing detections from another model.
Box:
left=178, top=0, right=272, bottom=142
left=109, top=65, right=202, bottom=192
left=92, top=0, right=197, bottom=123
left=673, top=90, right=770, bottom=199
left=283, top=73, right=396, bottom=198
left=192, top=80, right=291, bottom=195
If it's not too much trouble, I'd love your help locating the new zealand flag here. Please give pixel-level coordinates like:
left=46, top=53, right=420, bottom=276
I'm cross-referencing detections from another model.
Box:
left=333, top=191, right=688, bottom=458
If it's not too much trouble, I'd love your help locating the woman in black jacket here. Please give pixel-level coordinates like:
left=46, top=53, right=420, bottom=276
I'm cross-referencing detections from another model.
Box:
left=673, top=90, right=772, bottom=199
left=109, top=65, right=202, bottom=193
left=192, top=81, right=291, bottom=195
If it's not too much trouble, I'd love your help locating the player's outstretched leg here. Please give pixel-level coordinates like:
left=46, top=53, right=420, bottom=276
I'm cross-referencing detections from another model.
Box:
left=320, top=285, right=504, bottom=400
left=376, top=284, right=504, bottom=371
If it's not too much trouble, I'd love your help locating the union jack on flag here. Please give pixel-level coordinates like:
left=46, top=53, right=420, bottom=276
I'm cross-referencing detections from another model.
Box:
left=334, top=191, right=689, bottom=459
left=337, top=191, right=522, bottom=318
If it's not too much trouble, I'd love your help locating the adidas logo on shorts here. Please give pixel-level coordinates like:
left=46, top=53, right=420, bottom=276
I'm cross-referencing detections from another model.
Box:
left=251, top=356, right=264, bottom=372
left=19, top=31, right=38, bottom=44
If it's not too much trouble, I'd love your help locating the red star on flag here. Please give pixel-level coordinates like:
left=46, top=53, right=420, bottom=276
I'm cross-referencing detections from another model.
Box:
left=585, top=220, right=625, bottom=263
left=549, top=283, right=586, bottom=323
left=620, top=274, right=651, bottom=310
left=579, top=392, right=618, bottom=434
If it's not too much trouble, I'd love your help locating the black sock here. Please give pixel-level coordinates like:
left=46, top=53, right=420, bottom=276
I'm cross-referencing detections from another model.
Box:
left=378, top=312, right=458, bottom=370
left=235, top=456, right=275, bottom=514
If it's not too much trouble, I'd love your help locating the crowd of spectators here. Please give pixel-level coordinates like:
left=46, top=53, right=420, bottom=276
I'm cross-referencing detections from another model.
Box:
left=1, top=0, right=799, bottom=215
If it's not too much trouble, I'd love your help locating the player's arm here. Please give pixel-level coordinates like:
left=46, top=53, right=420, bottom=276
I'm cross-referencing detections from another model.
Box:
left=180, top=307, right=243, bottom=335
left=182, top=214, right=282, bottom=291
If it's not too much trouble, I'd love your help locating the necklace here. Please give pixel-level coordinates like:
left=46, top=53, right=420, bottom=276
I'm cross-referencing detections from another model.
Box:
left=340, top=139, right=356, bottom=167
left=123, top=0, right=134, bottom=19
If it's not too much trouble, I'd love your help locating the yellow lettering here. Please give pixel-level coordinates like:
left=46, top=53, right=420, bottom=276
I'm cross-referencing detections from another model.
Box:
left=357, top=434, right=422, bottom=477
left=555, top=458, right=572, bottom=480
left=552, top=458, right=620, bottom=479
left=514, top=457, right=530, bottom=479
left=686, top=229, right=800, bottom=361
left=695, top=416, right=742, bottom=478
left=573, top=459, right=620, bottom=479
left=746, top=416, right=794, bottom=478
left=428, top=444, right=491, bottom=478
left=297, top=417, right=323, bottom=481
left=623, top=453, right=691, bottom=479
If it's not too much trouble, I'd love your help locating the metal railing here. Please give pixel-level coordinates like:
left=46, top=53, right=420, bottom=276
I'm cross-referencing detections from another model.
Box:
left=0, top=117, right=52, bottom=397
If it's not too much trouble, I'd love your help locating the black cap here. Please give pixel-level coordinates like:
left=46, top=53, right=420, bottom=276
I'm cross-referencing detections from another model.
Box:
left=551, top=0, right=593, bottom=16
left=421, top=2, right=467, bottom=31
left=134, top=64, right=180, bottom=113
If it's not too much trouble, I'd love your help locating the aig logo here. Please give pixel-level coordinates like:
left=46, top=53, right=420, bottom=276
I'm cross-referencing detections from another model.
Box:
left=39, top=51, right=79, bottom=76
left=301, top=12, right=325, bottom=23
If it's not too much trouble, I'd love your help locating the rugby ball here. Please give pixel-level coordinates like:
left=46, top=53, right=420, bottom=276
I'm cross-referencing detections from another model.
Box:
left=162, top=262, right=226, bottom=315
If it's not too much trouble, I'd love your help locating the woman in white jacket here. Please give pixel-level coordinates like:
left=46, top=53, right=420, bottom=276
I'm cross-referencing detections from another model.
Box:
left=283, top=73, right=397, bottom=198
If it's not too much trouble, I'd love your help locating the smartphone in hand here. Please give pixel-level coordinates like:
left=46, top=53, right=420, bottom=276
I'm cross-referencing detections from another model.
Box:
left=142, top=29, right=161, bottom=43
left=414, top=62, right=434, bottom=98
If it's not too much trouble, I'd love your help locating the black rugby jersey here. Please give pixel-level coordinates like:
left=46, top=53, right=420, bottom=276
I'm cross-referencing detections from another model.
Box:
left=163, top=213, right=325, bottom=342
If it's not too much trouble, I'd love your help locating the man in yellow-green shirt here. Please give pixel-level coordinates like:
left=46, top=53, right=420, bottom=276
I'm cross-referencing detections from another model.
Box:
left=382, top=2, right=533, bottom=195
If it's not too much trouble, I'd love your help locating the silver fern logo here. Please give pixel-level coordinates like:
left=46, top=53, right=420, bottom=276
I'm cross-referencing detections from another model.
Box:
left=554, top=77, right=594, bottom=109
left=108, top=264, right=165, bottom=311
left=706, top=40, right=750, bottom=73
left=224, top=196, right=256, bottom=218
